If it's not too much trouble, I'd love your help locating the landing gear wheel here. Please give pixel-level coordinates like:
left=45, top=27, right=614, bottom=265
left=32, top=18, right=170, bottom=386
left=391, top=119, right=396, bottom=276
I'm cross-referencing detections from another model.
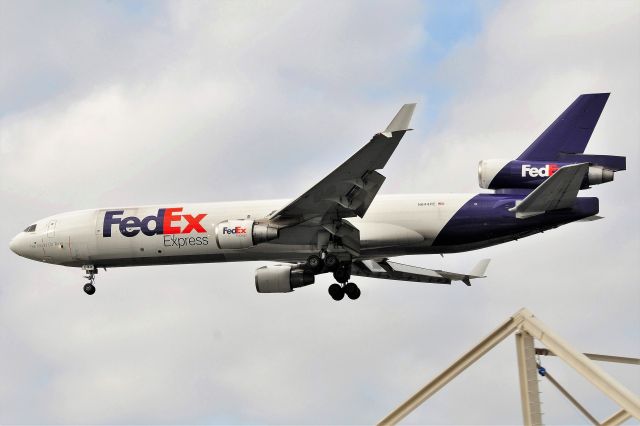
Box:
left=324, top=254, right=339, bottom=271
left=344, top=282, right=360, bottom=300
left=333, top=267, right=350, bottom=284
left=82, top=265, right=98, bottom=295
left=328, top=283, right=344, bottom=301
left=307, top=255, right=323, bottom=272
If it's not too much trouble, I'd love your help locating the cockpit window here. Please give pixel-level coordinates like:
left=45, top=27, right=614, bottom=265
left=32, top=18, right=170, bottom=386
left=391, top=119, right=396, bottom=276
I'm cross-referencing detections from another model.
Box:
left=23, top=224, right=37, bottom=232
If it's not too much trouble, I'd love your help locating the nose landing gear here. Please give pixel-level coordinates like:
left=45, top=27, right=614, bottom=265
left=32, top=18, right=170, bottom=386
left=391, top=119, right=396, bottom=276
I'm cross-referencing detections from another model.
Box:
left=82, top=265, right=97, bottom=295
left=83, top=282, right=96, bottom=295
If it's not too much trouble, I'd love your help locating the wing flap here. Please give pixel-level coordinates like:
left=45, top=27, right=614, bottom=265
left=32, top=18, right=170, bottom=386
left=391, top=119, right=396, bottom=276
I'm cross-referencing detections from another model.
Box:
left=352, top=259, right=490, bottom=286
left=353, top=259, right=451, bottom=284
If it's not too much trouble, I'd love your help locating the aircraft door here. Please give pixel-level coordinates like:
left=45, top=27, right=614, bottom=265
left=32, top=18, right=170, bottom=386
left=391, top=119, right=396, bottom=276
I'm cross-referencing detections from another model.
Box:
left=46, top=219, right=56, bottom=238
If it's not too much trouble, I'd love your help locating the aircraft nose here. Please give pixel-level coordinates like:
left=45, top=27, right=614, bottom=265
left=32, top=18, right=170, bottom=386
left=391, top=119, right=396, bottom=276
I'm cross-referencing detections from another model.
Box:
left=9, top=234, right=23, bottom=256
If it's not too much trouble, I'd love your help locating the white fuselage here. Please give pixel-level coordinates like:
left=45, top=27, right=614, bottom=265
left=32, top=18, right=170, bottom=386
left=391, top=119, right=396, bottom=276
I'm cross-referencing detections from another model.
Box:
left=10, top=194, right=476, bottom=268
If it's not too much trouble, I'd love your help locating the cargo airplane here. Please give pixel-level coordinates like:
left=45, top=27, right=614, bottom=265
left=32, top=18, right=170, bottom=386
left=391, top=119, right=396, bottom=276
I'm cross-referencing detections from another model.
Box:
left=9, top=94, right=625, bottom=300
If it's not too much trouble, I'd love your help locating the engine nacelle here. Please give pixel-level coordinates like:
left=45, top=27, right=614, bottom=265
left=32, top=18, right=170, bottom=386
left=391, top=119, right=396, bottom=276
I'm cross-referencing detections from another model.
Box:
left=215, top=219, right=278, bottom=249
left=478, top=159, right=614, bottom=190
left=587, top=166, right=615, bottom=185
left=255, top=265, right=315, bottom=293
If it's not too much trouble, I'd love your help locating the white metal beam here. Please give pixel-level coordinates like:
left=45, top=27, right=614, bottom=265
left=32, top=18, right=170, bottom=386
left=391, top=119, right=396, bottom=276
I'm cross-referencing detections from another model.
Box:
left=515, top=331, right=543, bottom=425
left=535, top=348, right=640, bottom=366
left=518, top=309, right=640, bottom=419
left=377, top=310, right=526, bottom=425
left=378, top=308, right=640, bottom=425
left=601, top=409, right=632, bottom=426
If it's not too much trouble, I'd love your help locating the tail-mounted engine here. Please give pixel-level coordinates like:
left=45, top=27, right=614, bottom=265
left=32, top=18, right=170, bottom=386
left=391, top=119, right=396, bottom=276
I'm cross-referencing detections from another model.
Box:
left=255, top=264, right=315, bottom=293
left=214, top=219, right=279, bottom=249
left=478, top=158, right=623, bottom=190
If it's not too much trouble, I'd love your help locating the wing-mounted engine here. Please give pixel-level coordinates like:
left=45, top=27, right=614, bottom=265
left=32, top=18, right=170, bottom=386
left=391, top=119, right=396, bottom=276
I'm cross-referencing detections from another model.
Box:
left=478, top=159, right=623, bottom=190
left=255, top=264, right=315, bottom=293
left=214, top=219, right=279, bottom=249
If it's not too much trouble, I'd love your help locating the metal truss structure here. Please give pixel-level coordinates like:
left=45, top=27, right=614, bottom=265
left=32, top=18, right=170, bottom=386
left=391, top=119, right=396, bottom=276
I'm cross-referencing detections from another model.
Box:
left=378, top=308, right=639, bottom=425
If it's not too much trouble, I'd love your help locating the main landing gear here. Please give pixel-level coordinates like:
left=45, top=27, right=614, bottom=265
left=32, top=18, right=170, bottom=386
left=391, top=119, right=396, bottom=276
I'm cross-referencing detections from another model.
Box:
left=82, top=265, right=97, bottom=295
left=306, top=252, right=339, bottom=273
left=306, top=253, right=361, bottom=301
left=328, top=282, right=361, bottom=301
left=328, top=264, right=360, bottom=301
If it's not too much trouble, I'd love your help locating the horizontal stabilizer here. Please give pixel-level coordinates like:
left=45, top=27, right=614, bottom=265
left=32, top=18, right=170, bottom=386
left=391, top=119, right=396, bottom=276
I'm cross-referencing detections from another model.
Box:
left=577, top=215, right=604, bottom=222
left=352, top=258, right=490, bottom=286
left=509, top=163, right=589, bottom=219
left=557, top=153, right=626, bottom=171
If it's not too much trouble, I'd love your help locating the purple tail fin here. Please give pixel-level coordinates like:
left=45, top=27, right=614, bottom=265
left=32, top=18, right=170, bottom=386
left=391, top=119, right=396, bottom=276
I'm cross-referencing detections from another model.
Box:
left=480, top=93, right=625, bottom=193
left=517, top=93, right=610, bottom=161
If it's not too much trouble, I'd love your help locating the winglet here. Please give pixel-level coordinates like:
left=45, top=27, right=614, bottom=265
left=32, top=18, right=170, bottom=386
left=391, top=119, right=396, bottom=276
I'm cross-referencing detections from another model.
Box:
left=384, top=103, right=416, bottom=134
left=469, top=258, right=491, bottom=278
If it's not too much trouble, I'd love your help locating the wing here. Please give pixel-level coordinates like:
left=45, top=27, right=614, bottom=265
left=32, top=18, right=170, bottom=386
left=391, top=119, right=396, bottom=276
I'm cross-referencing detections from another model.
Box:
left=269, top=103, right=416, bottom=227
left=351, top=258, right=490, bottom=286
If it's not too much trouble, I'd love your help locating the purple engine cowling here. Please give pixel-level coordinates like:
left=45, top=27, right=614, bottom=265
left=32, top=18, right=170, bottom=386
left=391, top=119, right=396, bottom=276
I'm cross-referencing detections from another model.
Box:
left=478, top=159, right=615, bottom=190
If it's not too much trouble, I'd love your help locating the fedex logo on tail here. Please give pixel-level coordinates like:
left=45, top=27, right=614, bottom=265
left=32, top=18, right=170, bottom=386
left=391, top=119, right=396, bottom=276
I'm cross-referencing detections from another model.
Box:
left=103, top=208, right=207, bottom=238
left=521, top=164, right=559, bottom=178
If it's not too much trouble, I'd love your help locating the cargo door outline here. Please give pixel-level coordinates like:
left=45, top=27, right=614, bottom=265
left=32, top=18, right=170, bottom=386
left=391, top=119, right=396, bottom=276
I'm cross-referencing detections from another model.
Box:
left=46, top=219, right=56, bottom=238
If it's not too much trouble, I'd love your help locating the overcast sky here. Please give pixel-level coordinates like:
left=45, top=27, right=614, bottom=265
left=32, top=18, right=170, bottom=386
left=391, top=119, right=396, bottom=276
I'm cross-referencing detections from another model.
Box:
left=1, top=1, right=639, bottom=424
